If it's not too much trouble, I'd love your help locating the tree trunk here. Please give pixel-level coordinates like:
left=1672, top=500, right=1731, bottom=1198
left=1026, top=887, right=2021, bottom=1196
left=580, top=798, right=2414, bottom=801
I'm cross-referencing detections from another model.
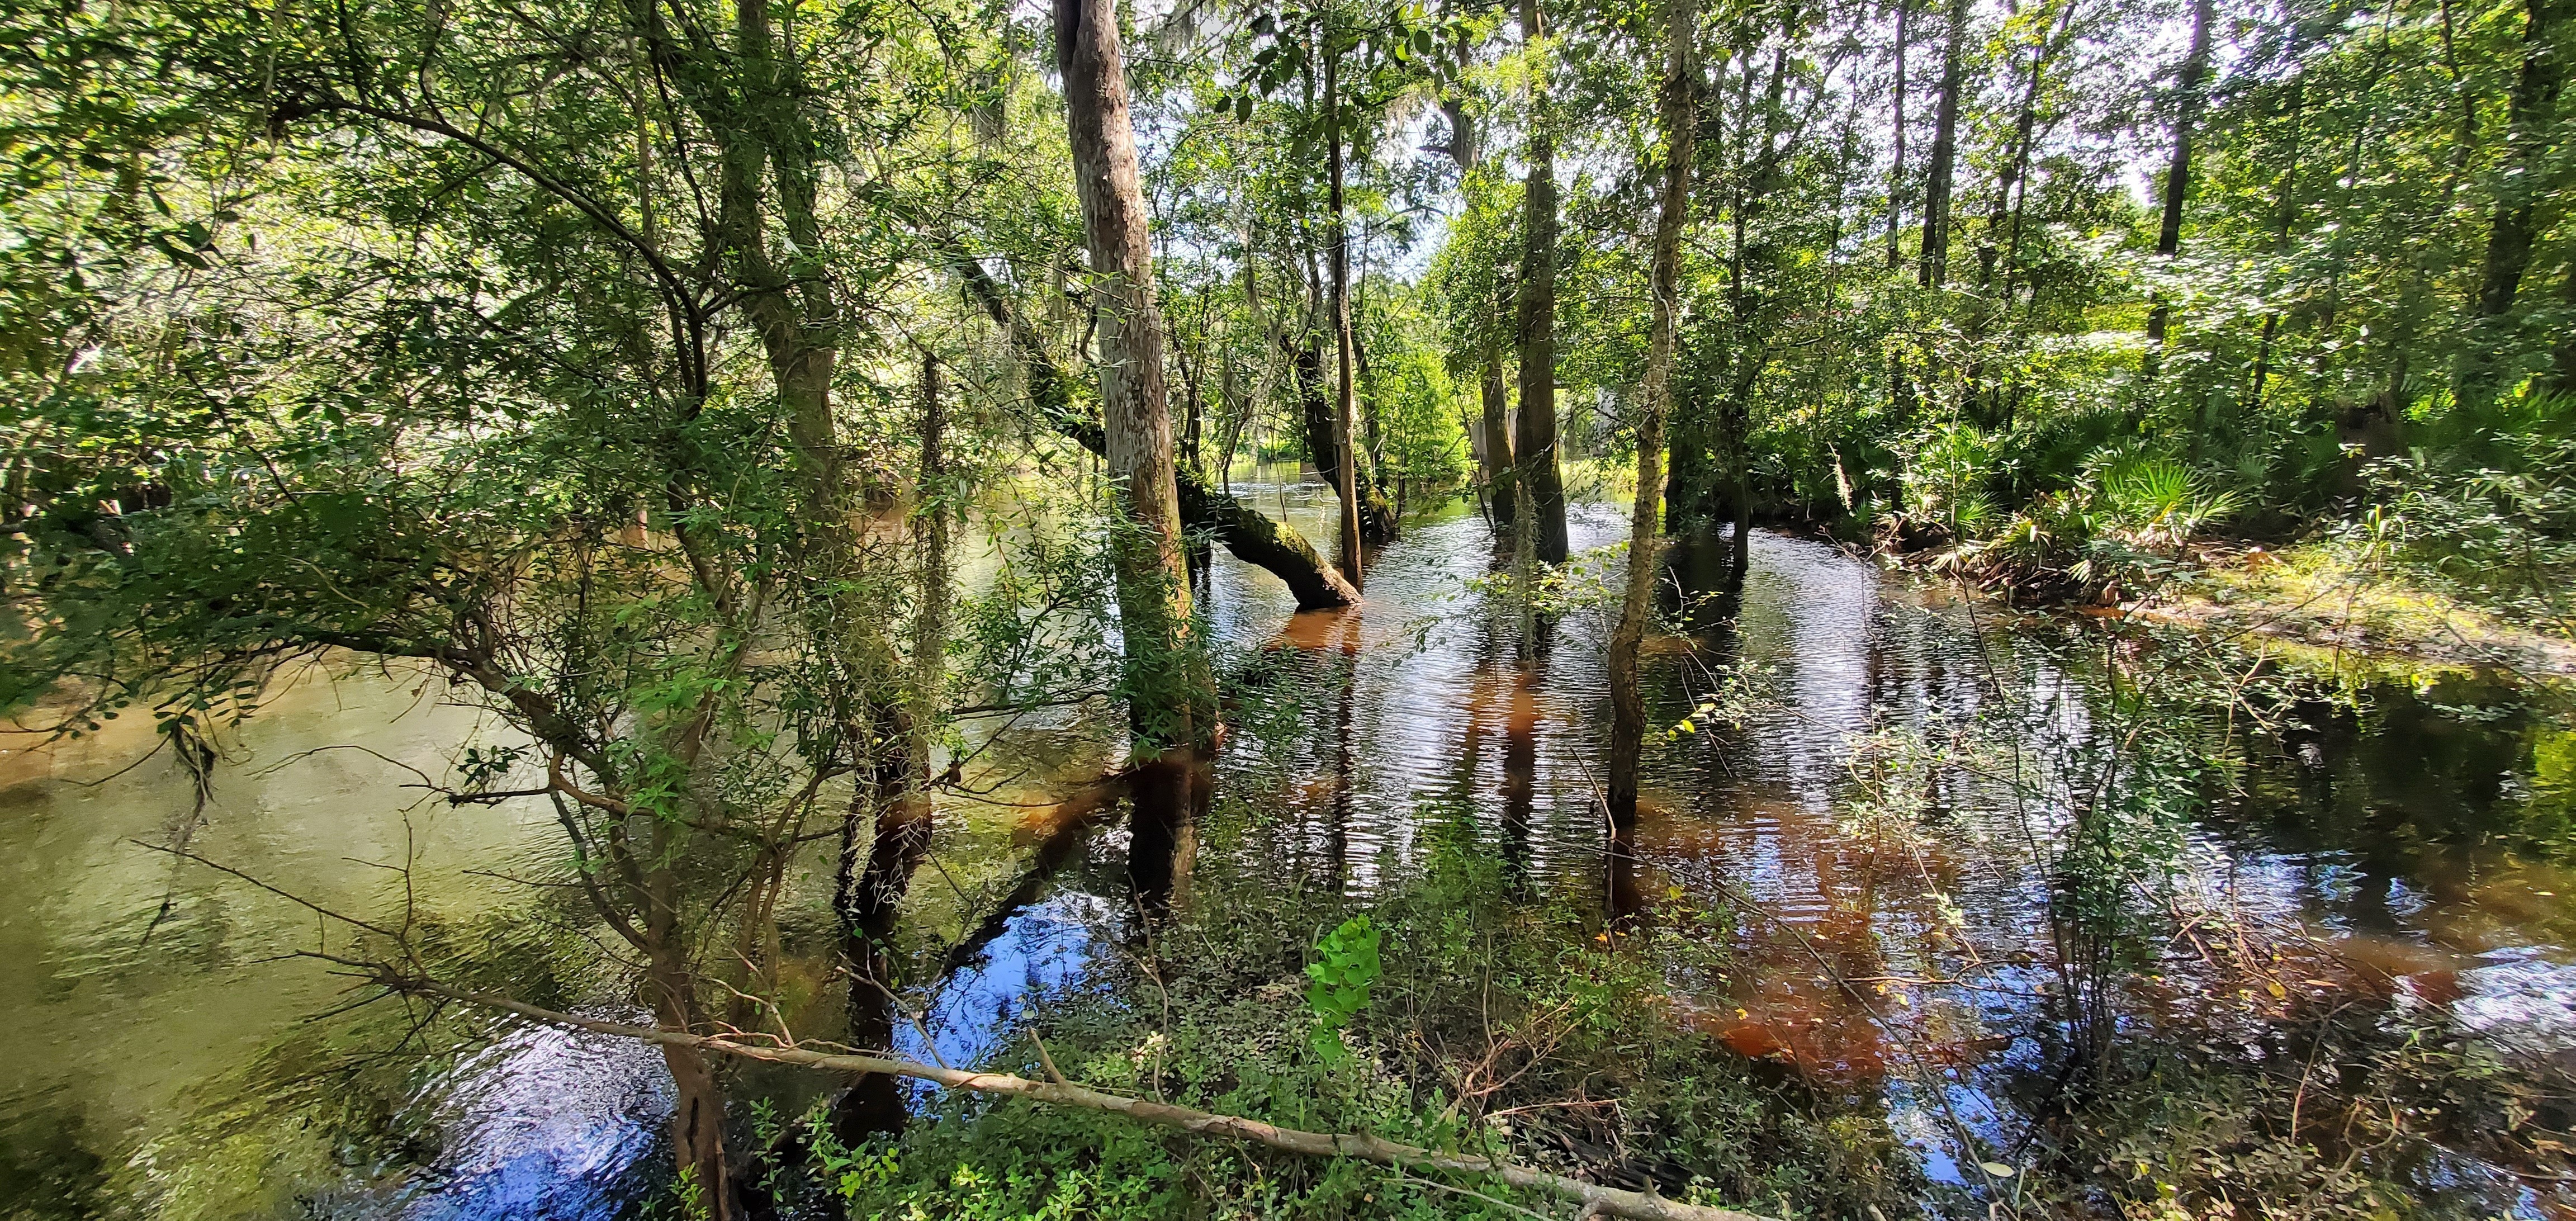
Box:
left=1287, top=334, right=1401, bottom=541
left=2556, top=259, right=2576, bottom=393
left=1609, top=0, right=1697, bottom=830
left=1887, top=0, right=1909, bottom=271
left=954, top=253, right=1358, bottom=608
left=1480, top=342, right=1517, bottom=528
left=1440, top=28, right=1516, bottom=537
left=911, top=352, right=950, bottom=783
left=1517, top=0, right=1571, bottom=566
left=1978, top=35, right=2047, bottom=296
left=1664, top=51, right=1728, bottom=529
left=2475, top=0, right=2566, bottom=319
left=1055, top=0, right=1213, bottom=748
left=1326, top=37, right=1366, bottom=589
left=1916, top=0, right=1968, bottom=288
left=2143, top=0, right=2215, bottom=366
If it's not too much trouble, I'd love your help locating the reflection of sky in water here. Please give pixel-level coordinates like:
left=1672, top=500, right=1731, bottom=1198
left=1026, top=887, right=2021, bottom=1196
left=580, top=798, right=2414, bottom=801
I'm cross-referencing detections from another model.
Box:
left=28, top=477, right=2576, bottom=1216
left=2449, top=950, right=2576, bottom=1056
left=898, top=891, right=1111, bottom=1075
left=391, top=1020, right=670, bottom=1221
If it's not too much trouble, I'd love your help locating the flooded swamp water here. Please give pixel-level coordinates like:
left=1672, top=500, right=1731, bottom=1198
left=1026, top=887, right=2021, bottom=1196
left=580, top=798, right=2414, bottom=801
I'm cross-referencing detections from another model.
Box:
left=8, top=468, right=2576, bottom=1218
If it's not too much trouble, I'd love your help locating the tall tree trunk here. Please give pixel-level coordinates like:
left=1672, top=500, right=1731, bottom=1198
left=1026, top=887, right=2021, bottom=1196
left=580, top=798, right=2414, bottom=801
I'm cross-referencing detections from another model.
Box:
left=1715, top=44, right=1784, bottom=534
left=911, top=352, right=951, bottom=783
left=1888, top=0, right=1909, bottom=271
left=2243, top=69, right=2309, bottom=415
left=1327, top=37, right=1366, bottom=589
left=1517, top=0, right=1571, bottom=565
left=2144, top=0, right=2215, bottom=369
left=1664, top=51, right=1729, bottom=529
left=1609, top=0, right=1697, bottom=829
left=1441, top=25, right=1517, bottom=536
left=1916, top=0, right=1968, bottom=288
left=2476, top=0, right=2567, bottom=319
left=1055, top=0, right=1214, bottom=748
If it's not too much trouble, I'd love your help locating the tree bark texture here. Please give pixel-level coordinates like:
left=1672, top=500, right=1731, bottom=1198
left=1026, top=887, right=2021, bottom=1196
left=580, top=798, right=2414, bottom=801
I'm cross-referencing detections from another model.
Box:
left=1326, top=39, right=1367, bottom=589
left=1516, top=0, right=1571, bottom=566
left=1056, top=0, right=1213, bottom=746
left=1917, top=0, right=1969, bottom=288
left=1609, top=0, right=1697, bottom=830
left=2476, top=0, right=2566, bottom=318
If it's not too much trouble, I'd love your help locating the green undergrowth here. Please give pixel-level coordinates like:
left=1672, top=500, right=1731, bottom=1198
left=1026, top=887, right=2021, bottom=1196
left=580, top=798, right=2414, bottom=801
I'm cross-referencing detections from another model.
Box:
left=2168, top=539, right=2576, bottom=675
left=778, top=835, right=1919, bottom=1220
left=2011, top=997, right=2576, bottom=1221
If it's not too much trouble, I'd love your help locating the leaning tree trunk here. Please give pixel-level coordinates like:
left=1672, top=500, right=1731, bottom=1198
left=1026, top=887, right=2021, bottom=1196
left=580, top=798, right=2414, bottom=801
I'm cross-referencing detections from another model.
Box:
left=954, top=255, right=1358, bottom=608
left=1916, top=0, right=1968, bottom=289
left=1517, top=0, right=1571, bottom=566
left=1055, top=0, right=1214, bottom=747
left=1608, top=0, right=1697, bottom=829
left=1286, top=334, right=1401, bottom=542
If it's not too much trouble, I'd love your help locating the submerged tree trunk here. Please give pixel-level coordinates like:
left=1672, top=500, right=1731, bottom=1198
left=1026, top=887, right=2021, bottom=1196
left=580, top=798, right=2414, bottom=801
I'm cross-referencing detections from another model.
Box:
left=1056, top=0, right=1214, bottom=747
left=1516, top=0, right=1570, bottom=566
left=2143, top=0, right=2215, bottom=370
left=1325, top=36, right=1366, bottom=589
left=1916, top=0, right=1968, bottom=288
left=1608, top=0, right=1696, bottom=829
left=1480, top=342, right=1516, bottom=529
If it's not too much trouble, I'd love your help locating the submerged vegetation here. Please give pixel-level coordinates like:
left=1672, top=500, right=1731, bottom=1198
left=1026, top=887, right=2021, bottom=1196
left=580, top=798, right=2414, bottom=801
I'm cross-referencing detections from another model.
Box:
left=3, top=0, right=2576, bottom=1213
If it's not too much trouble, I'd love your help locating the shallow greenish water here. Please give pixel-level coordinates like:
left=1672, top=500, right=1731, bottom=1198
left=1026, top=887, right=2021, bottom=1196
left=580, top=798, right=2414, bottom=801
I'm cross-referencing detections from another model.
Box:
left=10, top=468, right=2576, bottom=1217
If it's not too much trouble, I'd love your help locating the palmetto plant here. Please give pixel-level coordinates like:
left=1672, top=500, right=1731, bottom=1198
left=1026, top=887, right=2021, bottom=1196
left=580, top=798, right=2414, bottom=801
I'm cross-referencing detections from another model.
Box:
left=2098, top=456, right=2241, bottom=559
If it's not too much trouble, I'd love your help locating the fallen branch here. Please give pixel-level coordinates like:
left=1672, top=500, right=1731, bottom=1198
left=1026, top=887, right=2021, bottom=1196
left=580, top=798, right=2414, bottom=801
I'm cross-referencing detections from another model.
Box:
left=357, top=964, right=1770, bottom=1221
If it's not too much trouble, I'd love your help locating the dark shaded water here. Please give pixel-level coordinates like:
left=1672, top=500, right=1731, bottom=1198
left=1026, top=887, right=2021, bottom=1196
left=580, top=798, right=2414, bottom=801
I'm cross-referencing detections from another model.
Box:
left=8, top=469, right=2576, bottom=1216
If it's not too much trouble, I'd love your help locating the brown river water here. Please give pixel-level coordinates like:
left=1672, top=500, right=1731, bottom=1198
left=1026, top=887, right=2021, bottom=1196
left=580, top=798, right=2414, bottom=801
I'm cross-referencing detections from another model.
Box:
left=8, top=467, right=2576, bottom=1217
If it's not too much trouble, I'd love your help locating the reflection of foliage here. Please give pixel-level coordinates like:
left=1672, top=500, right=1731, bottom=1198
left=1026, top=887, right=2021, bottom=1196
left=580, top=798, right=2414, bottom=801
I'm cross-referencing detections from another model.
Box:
left=950, top=503, right=1127, bottom=720
left=794, top=835, right=1916, bottom=1220
left=103, top=902, right=613, bottom=1217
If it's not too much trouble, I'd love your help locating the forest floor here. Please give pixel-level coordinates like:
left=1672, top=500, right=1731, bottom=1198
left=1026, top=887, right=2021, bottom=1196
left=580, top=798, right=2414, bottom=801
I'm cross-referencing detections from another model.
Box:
left=2137, top=541, right=2576, bottom=678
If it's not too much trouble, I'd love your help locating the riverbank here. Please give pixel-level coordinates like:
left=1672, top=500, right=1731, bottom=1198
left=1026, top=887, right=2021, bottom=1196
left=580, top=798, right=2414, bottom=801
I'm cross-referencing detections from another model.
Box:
left=1872, top=520, right=2576, bottom=679
left=2151, top=542, right=2576, bottom=678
